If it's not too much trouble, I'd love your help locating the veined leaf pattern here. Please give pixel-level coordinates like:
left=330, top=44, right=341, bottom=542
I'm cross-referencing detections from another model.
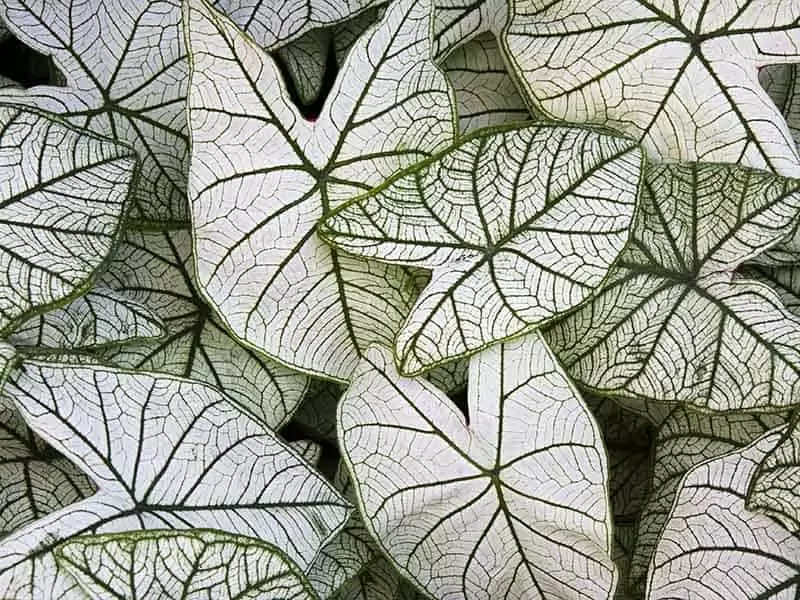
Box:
left=338, top=333, right=616, bottom=599
left=546, top=162, right=800, bottom=411
left=0, top=361, right=350, bottom=598
left=432, top=0, right=507, bottom=60
left=0, top=105, right=136, bottom=337
left=97, top=228, right=308, bottom=429
left=505, top=0, right=800, bottom=176
left=322, top=123, right=641, bottom=375
left=186, top=0, right=456, bottom=381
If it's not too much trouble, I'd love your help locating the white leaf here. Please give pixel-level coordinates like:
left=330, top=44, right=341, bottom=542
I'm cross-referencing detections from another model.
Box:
left=432, top=0, right=508, bottom=60
left=210, top=0, right=383, bottom=49
left=0, top=362, right=350, bottom=597
left=0, top=343, right=16, bottom=390
left=186, top=0, right=456, bottom=381
left=97, top=228, right=308, bottom=429
left=322, top=123, right=641, bottom=375
left=628, top=407, right=785, bottom=595
left=56, top=529, right=319, bottom=599
left=505, top=1, right=800, bottom=176
left=0, top=0, right=188, bottom=224
left=546, top=162, right=800, bottom=411
left=332, top=558, right=401, bottom=600
left=332, top=7, right=382, bottom=67
left=276, top=28, right=331, bottom=108
left=646, top=428, right=800, bottom=600
left=8, top=289, right=165, bottom=353
left=338, top=333, right=616, bottom=600
left=762, top=63, right=800, bottom=149
left=442, top=33, right=530, bottom=134
left=0, top=105, right=136, bottom=337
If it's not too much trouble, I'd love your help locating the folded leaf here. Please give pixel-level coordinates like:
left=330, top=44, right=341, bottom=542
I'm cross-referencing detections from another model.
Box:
left=332, top=557, right=401, bottom=600
left=56, top=530, right=318, bottom=599
left=433, top=0, right=507, bottom=59
left=628, top=407, right=785, bottom=595
left=0, top=105, right=136, bottom=337
left=322, top=123, right=641, bottom=375
left=505, top=0, right=800, bottom=176
left=547, top=162, right=800, bottom=411
left=762, top=63, right=800, bottom=149
left=186, top=0, right=455, bottom=381
left=9, top=289, right=165, bottom=353
left=646, top=428, right=800, bottom=600
left=97, top=228, right=308, bottom=429
left=0, top=0, right=188, bottom=224
left=0, top=362, right=350, bottom=597
left=338, top=333, right=616, bottom=599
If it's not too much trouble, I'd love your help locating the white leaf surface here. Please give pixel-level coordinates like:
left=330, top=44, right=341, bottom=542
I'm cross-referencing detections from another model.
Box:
left=546, top=162, right=800, bottom=411
left=505, top=1, right=800, bottom=176
left=9, top=289, right=165, bottom=353
left=628, top=407, right=785, bottom=595
left=322, top=123, right=641, bottom=375
left=332, top=7, right=381, bottom=67
left=0, top=361, right=350, bottom=598
left=432, top=0, right=507, bottom=60
left=210, top=0, right=383, bottom=49
left=186, top=0, right=456, bottom=381
left=56, top=529, right=319, bottom=599
left=0, top=105, right=136, bottom=337
left=0, top=0, right=188, bottom=224
left=97, top=228, right=308, bottom=429
left=443, top=33, right=530, bottom=134
left=646, top=429, right=800, bottom=600
left=338, top=333, right=616, bottom=600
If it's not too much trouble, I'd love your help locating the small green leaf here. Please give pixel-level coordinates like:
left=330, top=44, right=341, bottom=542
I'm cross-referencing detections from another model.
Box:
left=55, top=529, right=318, bottom=599
left=322, top=123, right=641, bottom=375
left=0, top=105, right=136, bottom=337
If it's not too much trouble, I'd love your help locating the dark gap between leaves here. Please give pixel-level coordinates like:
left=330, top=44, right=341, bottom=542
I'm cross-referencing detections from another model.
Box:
left=0, top=36, right=64, bottom=87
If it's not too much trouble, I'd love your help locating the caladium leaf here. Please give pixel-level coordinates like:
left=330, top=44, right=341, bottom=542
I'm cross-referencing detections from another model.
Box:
left=762, top=63, right=800, bottom=148
left=8, top=289, right=165, bottom=353
left=332, top=7, right=381, bottom=67
left=505, top=1, right=800, bottom=176
left=292, top=380, right=342, bottom=444
left=432, top=0, right=507, bottom=60
left=338, top=333, right=616, bottom=600
left=628, top=407, right=785, bottom=595
left=276, top=28, right=331, bottom=108
left=186, top=0, right=456, bottom=382
left=546, top=162, right=800, bottom=411
left=443, top=33, right=530, bottom=134
left=97, top=228, right=308, bottom=429
left=0, top=361, right=350, bottom=597
left=0, top=343, right=16, bottom=390
left=332, top=558, right=401, bottom=600
left=747, top=418, right=800, bottom=532
left=290, top=439, right=324, bottom=466
left=210, top=0, right=383, bottom=49
left=0, top=0, right=188, bottom=224
left=0, top=105, right=136, bottom=337
left=322, top=123, right=641, bottom=375
left=55, top=530, right=318, bottom=600
left=646, top=428, right=800, bottom=600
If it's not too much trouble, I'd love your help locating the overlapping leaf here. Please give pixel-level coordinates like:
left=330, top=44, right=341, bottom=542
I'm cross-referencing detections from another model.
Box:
left=627, top=407, right=785, bottom=595
left=322, top=123, right=641, bottom=375
left=56, top=530, right=318, bottom=599
left=0, top=105, right=136, bottom=337
left=762, top=63, right=800, bottom=148
left=96, top=228, right=308, bottom=429
left=332, top=558, right=401, bottom=600
left=276, top=29, right=331, bottom=108
left=432, top=0, right=507, bottom=59
left=338, top=333, right=616, bottom=599
left=646, top=428, right=800, bottom=600
left=0, top=362, right=350, bottom=598
left=186, top=0, right=456, bottom=381
left=8, top=289, right=165, bottom=354
left=210, top=0, right=383, bottom=49
left=0, top=0, right=188, bottom=224
left=443, top=33, right=530, bottom=134
left=505, top=1, right=800, bottom=176
left=546, top=162, right=800, bottom=411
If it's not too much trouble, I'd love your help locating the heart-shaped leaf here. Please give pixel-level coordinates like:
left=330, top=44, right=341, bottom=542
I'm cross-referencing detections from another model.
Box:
left=338, top=332, right=616, bottom=599
left=0, top=361, right=349, bottom=598
left=97, top=228, right=308, bottom=429
left=321, top=123, right=641, bottom=375
left=186, top=0, right=456, bottom=381
left=546, top=162, right=800, bottom=411
left=443, top=33, right=530, bottom=134
left=8, top=289, right=165, bottom=354
left=55, top=529, right=318, bottom=600
left=505, top=0, right=800, bottom=176
left=646, top=428, right=800, bottom=600
left=0, top=105, right=136, bottom=337
left=628, top=407, right=785, bottom=595
left=0, top=0, right=188, bottom=224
